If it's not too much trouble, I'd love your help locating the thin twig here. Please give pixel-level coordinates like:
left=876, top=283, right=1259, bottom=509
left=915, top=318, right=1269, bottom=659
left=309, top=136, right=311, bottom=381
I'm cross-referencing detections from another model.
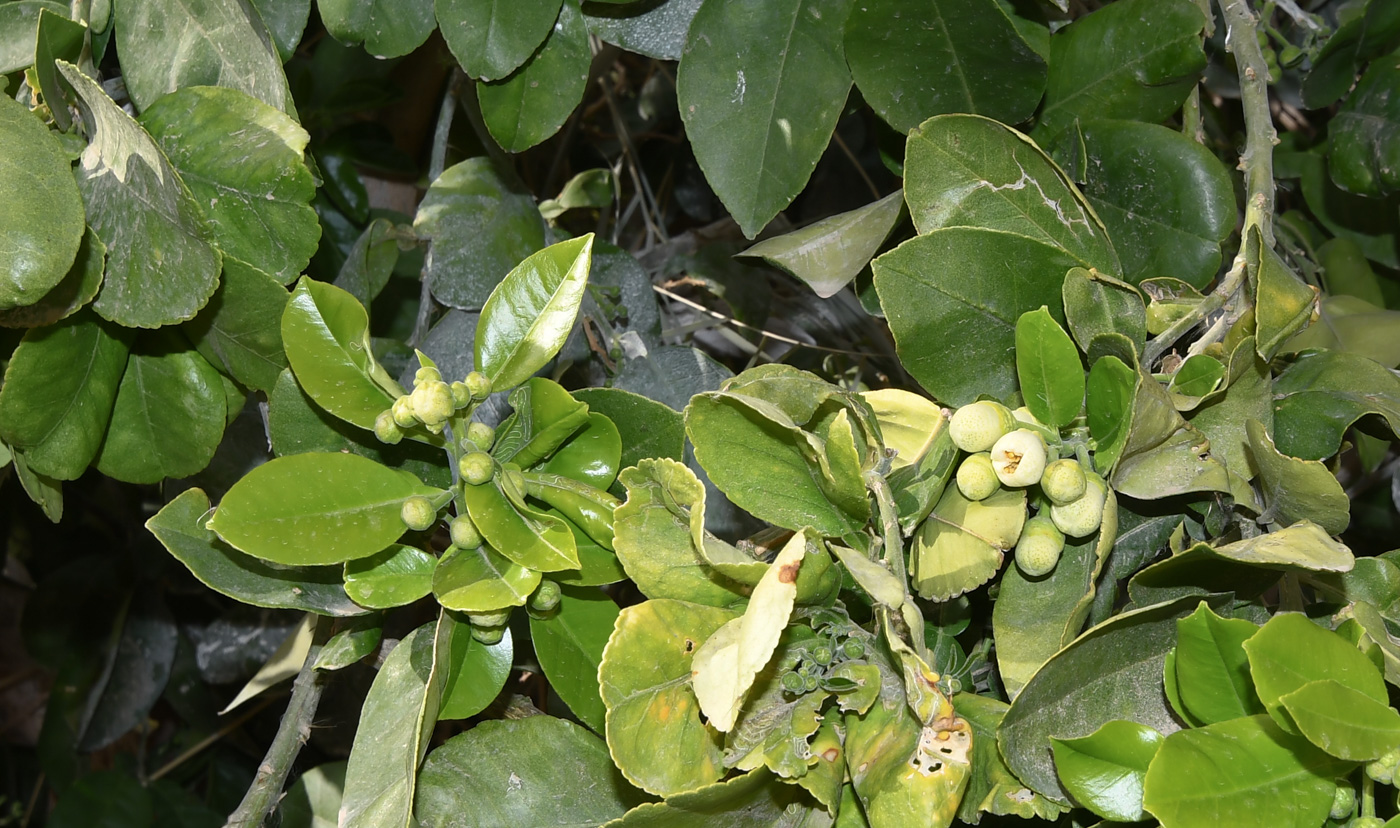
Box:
left=409, top=72, right=465, bottom=347
left=831, top=130, right=881, bottom=202
left=148, top=696, right=278, bottom=783
left=652, top=285, right=877, bottom=357
left=19, top=773, right=43, bottom=828
left=1219, top=0, right=1279, bottom=247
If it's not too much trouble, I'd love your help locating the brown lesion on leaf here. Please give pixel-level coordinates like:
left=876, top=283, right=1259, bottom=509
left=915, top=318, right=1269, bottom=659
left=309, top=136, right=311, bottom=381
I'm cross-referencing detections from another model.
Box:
left=777, top=561, right=800, bottom=583
left=683, top=638, right=696, bottom=653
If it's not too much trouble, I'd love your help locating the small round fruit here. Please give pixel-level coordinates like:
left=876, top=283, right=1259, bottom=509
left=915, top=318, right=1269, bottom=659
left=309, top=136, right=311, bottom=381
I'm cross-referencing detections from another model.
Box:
left=459, top=451, right=495, bottom=485
left=466, top=421, right=496, bottom=449
left=529, top=580, right=562, bottom=613
left=471, top=624, right=506, bottom=645
left=1015, top=515, right=1065, bottom=577
left=411, top=380, right=455, bottom=426
left=990, top=429, right=1048, bottom=488
left=375, top=410, right=403, bottom=445
left=391, top=396, right=418, bottom=428
left=1329, top=784, right=1356, bottom=820
left=1049, top=472, right=1108, bottom=538
left=451, top=381, right=471, bottom=408
left=465, top=371, right=492, bottom=401
left=400, top=495, right=436, bottom=531
left=956, top=453, right=1000, bottom=501
left=949, top=401, right=1016, bottom=453
left=1040, top=458, right=1087, bottom=505
left=449, top=514, right=483, bottom=549
left=414, top=365, right=442, bottom=385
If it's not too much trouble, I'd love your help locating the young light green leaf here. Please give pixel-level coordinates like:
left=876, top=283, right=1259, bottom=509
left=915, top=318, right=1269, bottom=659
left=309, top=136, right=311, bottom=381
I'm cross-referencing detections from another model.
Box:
left=278, top=762, right=345, bottom=828
left=1209, top=521, right=1354, bottom=572
left=58, top=62, right=222, bottom=329
left=475, top=234, right=593, bottom=392
left=529, top=586, right=619, bottom=732
left=461, top=477, right=580, bottom=572
left=738, top=191, right=904, bottom=299
left=220, top=614, right=313, bottom=713
left=676, top=0, right=853, bottom=238
left=1050, top=720, right=1162, bottom=822
left=436, top=0, right=564, bottom=80
left=431, top=543, right=541, bottom=612
left=1281, top=679, right=1400, bottom=761
left=0, top=94, right=85, bottom=309
left=313, top=615, right=382, bottom=671
left=342, top=544, right=435, bottom=609
left=1243, top=611, right=1388, bottom=729
left=1172, top=603, right=1263, bottom=725
left=1250, top=226, right=1317, bottom=361
left=478, top=0, right=590, bottom=153
left=210, top=452, right=442, bottom=565
left=1062, top=267, right=1147, bottom=356
left=318, top=0, right=434, bottom=58
left=1016, top=306, right=1085, bottom=428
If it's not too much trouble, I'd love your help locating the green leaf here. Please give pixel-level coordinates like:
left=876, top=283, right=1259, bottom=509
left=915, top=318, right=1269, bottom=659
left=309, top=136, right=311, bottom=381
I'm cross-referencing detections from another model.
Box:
left=1016, top=306, right=1084, bottom=428
left=461, top=476, right=580, bottom=572
left=874, top=228, right=1079, bottom=407
left=112, top=0, right=293, bottom=113
left=602, top=768, right=824, bottom=828
left=1086, top=354, right=1135, bottom=474
left=414, top=158, right=546, bottom=310
left=33, top=10, right=86, bottom=133
left=1141, top=715, right=1345, bottom=828
left=12, top=451, right=62, bottom=523
left=1172, top=603, right=1263, bottom=725
left=540, top=168, right=614, bottom=220
left=417, top=716, right=641, bottom=827
left=1300, top=0, right=1400, bottom=108
left=340, top=616, right=448, bottom=828
left=1034, top=0, right=1206, bottom=142
left=1329, top=55, right=1400, bottom=197
left=583, top=0, right=701, bottom=62
left=844, top=0, right=1045, bottom=133
left=48, top=771, right=153, bottom=828
left=1284, top=294, right=1400, bottom=368
left=318, top=0, right=434, bottom=58
left=1061, top=267, right=1147, bottom=357
left=476, top=234, right=593, bottom=392
left=998, top=595, right=1227, bottom=801
left=439, top=620, right=512, bottom=720
left=738, top=191, right=904, bottom=299
left=1245, top=420, right=1349, bottom=535
left=1286, top=147, right=1400, bottom=270
left=0, top=310, right=131, bottom=480
left=281, top=277, right=401, bottom=432
left=1271, top=349, right=1400, bottom=461
left=550, top=508, right=628, bottom=586
left=93, top=331, right=227, bottom=484
left=529, top=586, right=619, bottom=732
left=184, top=258, right=290, bottom=393
left=572, top=387, right=686, bottom=474
left=1281, top=679, right=1400, bottom=761
left=1187, top=337, right=1272, bottom=477
left=1055, top=120, right=1235, bottom=289
left=0, top=94, right=85, bottom=309
left=1050, top=720, right=1162, bottom=822
left=676, top=0, right=853, bottom=238
left=537, top=413, right=622, bottom=491
left=903, top=115, right=1118, bottom=273
left=279, top=762, right=345, bottom=828
left=432, top=543, right=541, bottom=612
left=912, top=486, right=1025, bottom=602
left=479, top=0, right=591, bottom=153
left=0, top=1, right=69, bottom=73
left=140, top=86, right=319, bottom=284
left=209, top=451, right=441, bottom=565
left=248, top=0, right=310, bottom=62
left=1209, top=521, right=1353, bottom=572
left=0, top=228, right=105, bottom=330
left=1250, top=227, right=1317, bottom=363
left=342, top=544, right=435, bottom=609
left=1244, top=611, right=1387, bottom=730
left=957, top=693, right=1069, bottom=823
left=314, top=615, right=382, bottom=670
left=437, top=0, right=564, bottom=80
left=59, top=62, right=223, bottom=329
left=600, top=598, right=739, bottom=796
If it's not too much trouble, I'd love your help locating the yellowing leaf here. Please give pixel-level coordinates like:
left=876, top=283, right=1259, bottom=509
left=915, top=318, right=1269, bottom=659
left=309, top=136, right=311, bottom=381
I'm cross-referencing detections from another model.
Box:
left=861, top=388, right=946, bottom=470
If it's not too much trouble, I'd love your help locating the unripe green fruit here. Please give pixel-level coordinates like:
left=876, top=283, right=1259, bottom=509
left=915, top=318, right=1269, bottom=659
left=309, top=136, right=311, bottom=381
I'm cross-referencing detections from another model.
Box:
left=415, top=366, right=442, bottom=385
left=411, top=380, right=455, bottom=426
left=471, top=625, right=505, bottom=645
left=465, top=371, right=492, bottom=401
left=956, top=453, right=1000, bottom=501
left=375, top=410, right=403, bottom=445
left=459, top=451, right=495, bottom=485
left=529, top=580, right=562, bottom=613
left=949, top=401, right=1016, bottom=453
left=392, top=396, right=418, bottom=428
left=400, top=495, right=436, bottom=531
left=1012, top=406, right=1044, bottom=428
left=1049, top=472, right=1108, bottom=538
left=451, top=381, right=471, bottom=408
left=466, top=421, right=496, bottom=449
left=1279, top=44, right=1304, bottom=67
left=1015, top=515, right=1065, bottom=577
left=1040, top=458, right=1087, bottom=505
left=449, top=514, right=483, bottom=549
left=468, top=610, right=511, bottom=628
left=990, top=429, right=1048, bottom=488
left=1330, top=784, right=1356, bottom=820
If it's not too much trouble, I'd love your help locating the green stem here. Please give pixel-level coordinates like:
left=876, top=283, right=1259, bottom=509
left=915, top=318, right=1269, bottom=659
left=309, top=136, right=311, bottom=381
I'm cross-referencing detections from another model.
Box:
left=224, top=616, right=330, bottom=828
left=1218, top=0, right=1279, bottom=248
left=1141, top=255, right=1247, bottom=368
left=1362, top=773, right=1375, bottom=818
left=863, top=471, right=906, bottom=582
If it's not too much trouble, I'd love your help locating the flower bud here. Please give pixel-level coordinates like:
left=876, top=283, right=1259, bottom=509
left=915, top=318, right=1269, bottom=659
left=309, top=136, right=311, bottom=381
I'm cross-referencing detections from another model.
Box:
left=528, top=580, right=562, bottom=613
left=465, top=371, right=492, bottom=401
left=1329, top=784, right=1355, bottom=820
left=459, top=451, right=495, bottom=485
left=411, top=380, right=455, bottom=427
left=392, top=396, right=418, bottom=428
left=468, top=609, right=511, bottom=628
left=990, top=429, right=1047, bottom=488
left=1049, top=472, right=1108, bottom=538
left=414, top=365, right=442, bottom=386
left=375, top=410, right=403, bottom=445
left=949, top=401, right=1016, bottom=453
left=451, top=381, right=472, bottom=408
left=471, top=624, right=505, bottom=645
left=956, top=453, right=1000, bottom=501
left=842, top=639, right=865, bottom=660
left=466, top=421, right=496, bottom=449
left=1040, top=458, right=1087, bottom=505
left=1015, top=515, right=1065, bottom=577
left=449, top=514, right=483, bottom=549
left=400, top=495, right=436, bottom=531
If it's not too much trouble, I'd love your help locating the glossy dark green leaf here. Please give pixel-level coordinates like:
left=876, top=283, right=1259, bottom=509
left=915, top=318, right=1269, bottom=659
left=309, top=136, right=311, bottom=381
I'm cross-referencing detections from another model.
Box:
left=1173, top=603, right=1262, bottom=725
left=1285, top=147, right=1400, bottom=269
left=874, top=228, right=1078, bottom=406
left=210, top=452, right=441, bottom=565
left=1061, top=267, right=1147, bottom=357
left=140, top=86, right=319, bottom=284
left=538, top=413, right=623, bottom=491
left=1016, top=306, right=1084, bottom=427
left=845, top=0, right=1044, bottom=133
left=676, top=0, right=853, bottom=238
left=438, top=619, right=512, bottom=720
left=475, top=234, right=593, bottom=392
left=1244, top=611, right=1387, bottom=730
left=573, top=387, right=685, bottom=474
left=343, top=544, right=435, bottom=609
left=0, top=310, right=131, bottom=480
left=32, top=10, right=85, bottom=132
left=0, top=1, right=68, bottom=73
left=1245, top=420, right=1349, bottom=535
left=1050, top=720, right=1162, bottom=822
left=113, top=0, right=293, bottom=113
left=0, top=94, right=85, bottom=310
left=904, top=115, right=1118, bottom=272
left=0, top=229, right=105, bottom=330
left=998, top=595, right=1226, bottom=801
left=1034, top=0, right=1206, bottom=141
left=94, top=331, right=227, bottom=484
left=319, top=0, right=434, bottom=58
left=417, top=716, right=641, bottom=827
left=530, top=586, right=619, bottom=732
left=59, top=62, right=223, bottom=329
left=313, top=615, right=382, bottom=670
left=248, top=0, right=310, bottom=61
left=1331, top=56, right=1400, bottom=198
left=739, top=191, right=903, bottom=299
left=414, top=158, right=545, bottom=311
left=479, top=0, right=590, bottom=153
left=1271, top=349, right=1400, bottom=461
left=281, top=277, right=401, bottom=431
left=1141, top=715, right=1344, bottom=828
left=437, top=0, right=563, bottom=80
left=184, top=258, right=289, bottom=393
left=432, top=542, right=540, bottom=612
left=340, top=616, right=448, bottom=828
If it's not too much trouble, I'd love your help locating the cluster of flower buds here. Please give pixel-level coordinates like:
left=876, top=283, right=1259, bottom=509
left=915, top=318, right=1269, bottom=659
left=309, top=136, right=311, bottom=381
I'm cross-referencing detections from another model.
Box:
left=374, top=367, right=492, bottom=445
